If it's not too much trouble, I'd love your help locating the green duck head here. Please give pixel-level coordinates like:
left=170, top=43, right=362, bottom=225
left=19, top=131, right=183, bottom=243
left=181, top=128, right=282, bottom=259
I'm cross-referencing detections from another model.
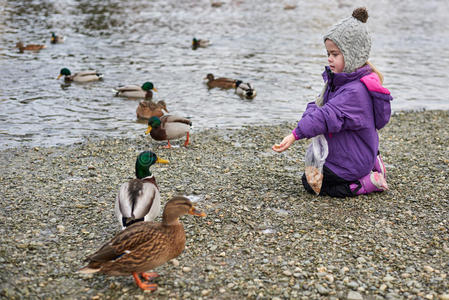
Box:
left=57, top=68, right=71, bottom=79
left=145, top=116, right=162, bottom=135
left=135, top=151, right=169, bottom=179
left=141, top=82, right=157, bottom=92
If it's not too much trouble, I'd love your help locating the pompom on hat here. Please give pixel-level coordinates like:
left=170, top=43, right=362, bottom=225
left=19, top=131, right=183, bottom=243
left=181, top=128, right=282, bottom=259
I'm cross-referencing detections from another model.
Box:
left=323, top=7, right=371, bottom=73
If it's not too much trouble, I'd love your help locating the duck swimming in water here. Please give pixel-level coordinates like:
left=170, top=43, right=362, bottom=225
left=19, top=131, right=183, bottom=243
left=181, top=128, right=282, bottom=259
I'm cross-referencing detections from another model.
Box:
left=57, top=68, right=103, bottom=82
left=16, top=42, right=46, bottom=53
left=115, top=82, right=157, bottom=99
left=192, top=38, right=210, bottom=49
left=235, top=80, right=257, bottom=99
left=204, top=73, right=236, bottom=89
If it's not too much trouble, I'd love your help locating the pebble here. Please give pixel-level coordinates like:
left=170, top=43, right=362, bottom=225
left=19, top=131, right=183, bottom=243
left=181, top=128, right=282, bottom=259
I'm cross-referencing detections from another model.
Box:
left=171, top=259, right=180, bottom=267
left=315, top=283, right=329, bottom=295
left=347, top=291, right=363, bottom=300
left=424, top=265, right=434, bottom=273
left=347, top=281, right=359, bottom=290
left=0, top=111, right=448, bottom=299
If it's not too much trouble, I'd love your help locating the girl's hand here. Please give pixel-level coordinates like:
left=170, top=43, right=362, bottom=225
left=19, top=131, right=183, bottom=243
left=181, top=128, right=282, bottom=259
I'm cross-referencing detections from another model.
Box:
left=272, top=134, right=296, bottom=152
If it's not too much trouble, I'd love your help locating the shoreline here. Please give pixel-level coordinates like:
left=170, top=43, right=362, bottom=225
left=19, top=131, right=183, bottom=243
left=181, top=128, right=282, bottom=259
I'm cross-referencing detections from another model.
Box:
left=0, top=110, right=448, bottom=299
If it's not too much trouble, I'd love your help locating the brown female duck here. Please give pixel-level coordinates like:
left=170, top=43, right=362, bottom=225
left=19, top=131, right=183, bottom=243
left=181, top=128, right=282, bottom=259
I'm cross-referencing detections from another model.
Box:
left=136, top=100, right=169, bottom=120
left=204, top=73, right=237, bottom=89
left=16, top=42, right=46, bottom=53
left=145, top=115, right=192, bottom=148
left=79, top=196, right=206, bottom=291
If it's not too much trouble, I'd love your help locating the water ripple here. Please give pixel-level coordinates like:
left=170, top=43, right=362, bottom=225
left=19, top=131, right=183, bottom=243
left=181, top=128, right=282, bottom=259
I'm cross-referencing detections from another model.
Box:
left=1, top=0, right=448, bottom=149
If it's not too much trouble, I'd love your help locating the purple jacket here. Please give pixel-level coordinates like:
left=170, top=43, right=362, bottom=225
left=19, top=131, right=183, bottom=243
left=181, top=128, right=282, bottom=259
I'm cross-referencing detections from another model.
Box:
left=292, top=65, right=393, bottom=181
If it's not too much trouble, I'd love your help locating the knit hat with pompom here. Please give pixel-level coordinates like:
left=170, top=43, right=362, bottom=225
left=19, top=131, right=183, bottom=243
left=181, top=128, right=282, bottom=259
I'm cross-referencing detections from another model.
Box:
left=323, top=7, right=371, bottom=73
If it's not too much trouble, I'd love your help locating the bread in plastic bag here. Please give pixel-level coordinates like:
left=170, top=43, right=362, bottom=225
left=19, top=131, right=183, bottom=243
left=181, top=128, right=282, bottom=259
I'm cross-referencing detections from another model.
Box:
left=304, top=134, right=328, bottom=194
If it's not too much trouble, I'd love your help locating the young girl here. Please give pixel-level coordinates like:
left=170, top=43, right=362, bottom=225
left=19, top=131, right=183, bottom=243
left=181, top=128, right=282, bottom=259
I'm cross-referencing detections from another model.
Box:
left=273, top=7, right=393, bottom=198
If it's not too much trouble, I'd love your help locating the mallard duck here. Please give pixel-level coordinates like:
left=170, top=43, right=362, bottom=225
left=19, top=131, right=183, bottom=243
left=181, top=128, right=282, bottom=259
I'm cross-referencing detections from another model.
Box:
left=136, top=100, right=169, bottom=120
left=115, top=82, right=157, bottom=99
left=284, top=4, right=297, bottom=10
left=145, top=115, right=192, bottom=148
left=115, top=151, right=169, bottom=230
left=204, top=73, right=236, bottom=89
left=211, top=2, right=224, bottom=7
left=16, top=42, right=46, bottom=53
left=79, top=196, right=206, bottom=291
left=192, top=38, right=210, bottom=49
left=57, top=68, right=103, bottom=82
left=50, top=32, right=64, bottom=44
left=235, top=80, right=257, bottom=99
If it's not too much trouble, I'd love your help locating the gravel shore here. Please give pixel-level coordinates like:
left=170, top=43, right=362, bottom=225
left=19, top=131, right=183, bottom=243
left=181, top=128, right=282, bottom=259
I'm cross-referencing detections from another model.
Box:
left=1, top=110, right=448, bottom=300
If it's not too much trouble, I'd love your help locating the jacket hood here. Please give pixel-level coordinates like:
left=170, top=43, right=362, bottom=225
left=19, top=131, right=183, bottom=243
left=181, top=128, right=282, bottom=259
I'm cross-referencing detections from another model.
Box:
left=322, top=65, right=393, bottom=130
left=322, top=65, right=372, bottom=90
left=360, top=72, right=393, bottom=130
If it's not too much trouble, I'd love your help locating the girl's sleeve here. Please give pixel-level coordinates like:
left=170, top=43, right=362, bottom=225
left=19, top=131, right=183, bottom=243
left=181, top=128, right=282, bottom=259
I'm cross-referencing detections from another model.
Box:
left=292, top=89, right=364, bottom=140
left=292, top=102, right=321, bottom=140
left=301, top=102, right=319, bottom=118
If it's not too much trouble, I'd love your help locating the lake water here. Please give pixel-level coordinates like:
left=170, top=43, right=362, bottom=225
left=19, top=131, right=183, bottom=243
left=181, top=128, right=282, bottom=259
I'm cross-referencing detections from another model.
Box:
left=1, top=0, right=448, bottom=149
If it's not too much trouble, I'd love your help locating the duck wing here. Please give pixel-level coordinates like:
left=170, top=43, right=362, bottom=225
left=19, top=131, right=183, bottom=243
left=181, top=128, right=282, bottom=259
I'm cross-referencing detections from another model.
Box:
left=116, top=179, right=161, bottom=228
left=208, top=77, right=236, bottom=89
left=215, top=77, right=235, bottom=83
left=83, top=222, right=182, bottom=274
left=161, top=115, right=192, bottom=126
left=115, top=84, right=142, bottom=92
left=76, top=70, right=101, bottom=77
left=85, top=222, right=162, bottom=263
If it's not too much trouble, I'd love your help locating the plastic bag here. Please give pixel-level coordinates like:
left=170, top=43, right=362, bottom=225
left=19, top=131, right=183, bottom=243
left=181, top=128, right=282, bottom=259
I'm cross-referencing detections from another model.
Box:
left=304, top=134, right=328, bottom=195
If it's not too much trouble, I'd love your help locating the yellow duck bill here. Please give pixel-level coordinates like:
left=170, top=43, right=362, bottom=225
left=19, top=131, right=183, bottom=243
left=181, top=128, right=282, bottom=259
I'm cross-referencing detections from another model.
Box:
left=156, top=157, right=169, bottom=164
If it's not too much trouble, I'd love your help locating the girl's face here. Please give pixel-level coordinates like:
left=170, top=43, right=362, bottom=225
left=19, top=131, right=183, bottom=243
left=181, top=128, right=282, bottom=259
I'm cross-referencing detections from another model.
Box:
left=325, top=39, right=344, bottom=73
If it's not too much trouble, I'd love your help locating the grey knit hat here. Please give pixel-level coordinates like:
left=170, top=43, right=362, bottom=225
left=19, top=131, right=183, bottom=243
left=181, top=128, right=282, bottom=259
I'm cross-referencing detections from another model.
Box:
left=323, top=7, right=371, bottom=73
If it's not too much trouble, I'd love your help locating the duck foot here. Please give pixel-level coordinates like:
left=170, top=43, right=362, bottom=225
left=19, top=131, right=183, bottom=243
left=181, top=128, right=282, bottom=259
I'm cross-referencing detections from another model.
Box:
left=132, top=272, right=158, bottom=291
left=184, top=132, right=190, bottom=147
left=141, top=272, right=159, bottom=280
left=163, top=140, right=172, bottom=149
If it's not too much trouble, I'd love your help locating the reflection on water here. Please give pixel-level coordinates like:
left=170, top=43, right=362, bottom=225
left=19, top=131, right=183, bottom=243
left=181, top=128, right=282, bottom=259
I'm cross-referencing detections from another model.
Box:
left=1, top=0, right=448, bottom=149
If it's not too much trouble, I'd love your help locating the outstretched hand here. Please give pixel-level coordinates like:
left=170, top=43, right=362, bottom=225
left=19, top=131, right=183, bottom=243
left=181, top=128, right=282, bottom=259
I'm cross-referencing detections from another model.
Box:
left=272, top=133, right=296, bottom=152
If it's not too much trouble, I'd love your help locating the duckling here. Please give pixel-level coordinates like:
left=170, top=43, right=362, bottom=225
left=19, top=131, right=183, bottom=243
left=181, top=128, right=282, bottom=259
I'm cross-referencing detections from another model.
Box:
left=79, top=196, right=206, bottom=291
left=116, top=151, right=169, bottom=230
left=235, top=80, right=257, bottom=99
left=57, top=68, right=103, bottom=82
left=115, top=82, right=157, bottom=99
left=145, top=115, right=192, bottom=148
left=16, top=42, right=46, bottom=53
left=50, top=32, right=64, bottom=44
left=136, top=100, right=169, bottom=120
left=204, top=73, right=236, bottom=89
left=192, top=38, right=210, bottom=49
